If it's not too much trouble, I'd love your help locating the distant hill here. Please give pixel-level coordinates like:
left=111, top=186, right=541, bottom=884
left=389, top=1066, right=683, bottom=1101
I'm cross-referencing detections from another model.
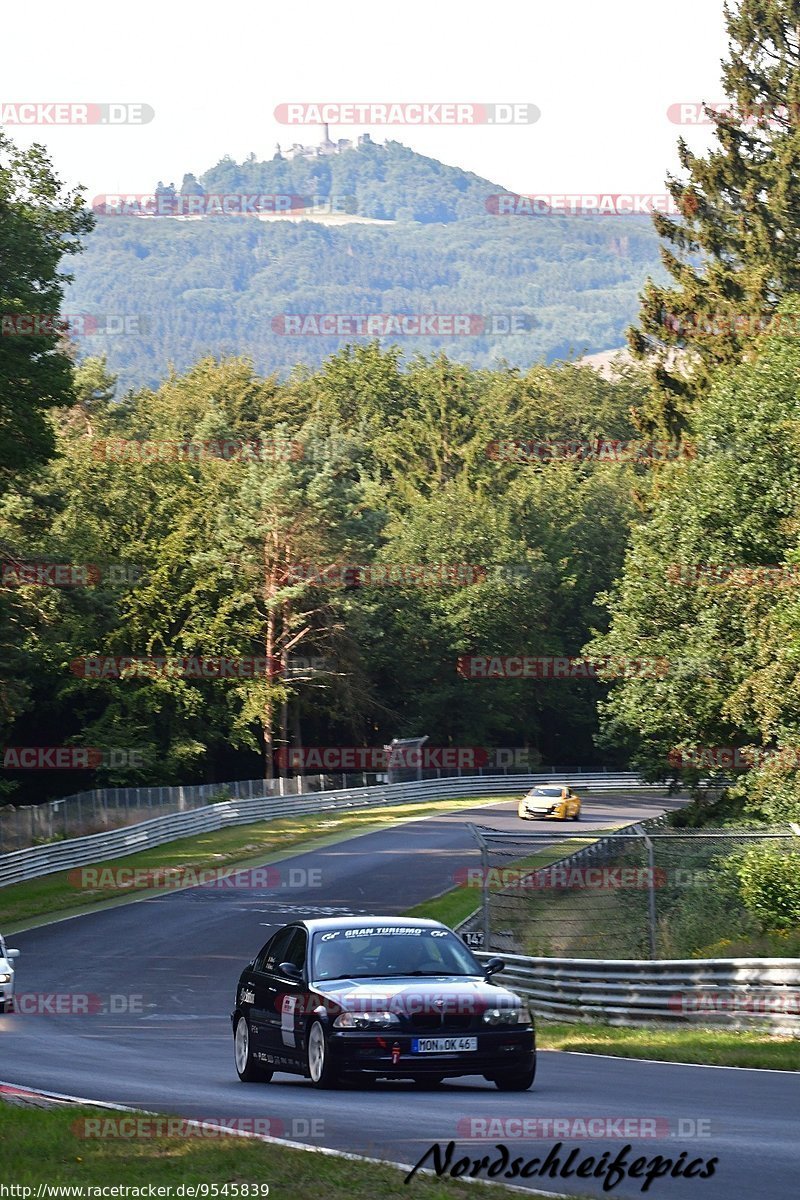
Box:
left=199, top=139, right=502, bottom=223
left=64, top=142, right=666, bottom=390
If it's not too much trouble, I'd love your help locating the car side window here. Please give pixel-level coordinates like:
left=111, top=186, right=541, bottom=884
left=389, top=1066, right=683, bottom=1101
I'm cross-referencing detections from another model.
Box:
left=278, top=928, right=307, bottom=976
left=252, top=934, right=276, bottom=972
left=257, top=928, right=294, bottom=975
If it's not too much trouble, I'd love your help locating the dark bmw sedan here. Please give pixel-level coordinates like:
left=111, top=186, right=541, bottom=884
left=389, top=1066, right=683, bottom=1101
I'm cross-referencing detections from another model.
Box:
left=231, top=916, right=536, bottom=1090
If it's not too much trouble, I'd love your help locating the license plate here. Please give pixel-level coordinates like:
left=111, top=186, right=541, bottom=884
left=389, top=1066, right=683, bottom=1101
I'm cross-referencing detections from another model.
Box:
left=411, top=1036, right=478, bottom=1054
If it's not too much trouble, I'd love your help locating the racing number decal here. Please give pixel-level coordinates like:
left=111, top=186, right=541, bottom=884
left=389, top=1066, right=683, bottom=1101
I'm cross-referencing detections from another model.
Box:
left=281, top=994, right=297, bottom=1047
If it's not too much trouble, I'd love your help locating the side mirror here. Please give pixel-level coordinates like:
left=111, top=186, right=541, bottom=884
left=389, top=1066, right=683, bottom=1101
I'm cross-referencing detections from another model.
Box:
left=279, top=962, right=303, bottom=981
left=6, top=949, right=20, bottom=960
left=484, top=957, right=505, bottom=978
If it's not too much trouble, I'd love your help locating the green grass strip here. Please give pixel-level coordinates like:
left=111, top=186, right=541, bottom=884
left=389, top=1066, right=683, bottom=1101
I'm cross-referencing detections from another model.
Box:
left=2, top=1100, right=594, bottom=1196
left=537, top=1020, right=800, bottom=1070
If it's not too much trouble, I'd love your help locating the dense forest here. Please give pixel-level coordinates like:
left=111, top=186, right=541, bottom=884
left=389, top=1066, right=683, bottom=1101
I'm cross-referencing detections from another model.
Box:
left=64, top=141, right=664, bottom=390
left=0, top=345, right=648, bottom=803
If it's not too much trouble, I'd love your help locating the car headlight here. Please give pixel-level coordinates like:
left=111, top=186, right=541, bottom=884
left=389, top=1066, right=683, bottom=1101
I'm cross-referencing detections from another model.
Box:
left=483, top=1004, right=531, bottom=1026
left=333, top=1010, right=400, bottom=1029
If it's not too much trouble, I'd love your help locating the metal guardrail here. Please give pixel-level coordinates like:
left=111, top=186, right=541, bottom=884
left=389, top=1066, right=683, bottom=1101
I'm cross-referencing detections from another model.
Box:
left=0, top=772, right=660, bottom=889
left=0, top=764, right=657, bottom=851
left=476, top=951, right=800, bottom=1033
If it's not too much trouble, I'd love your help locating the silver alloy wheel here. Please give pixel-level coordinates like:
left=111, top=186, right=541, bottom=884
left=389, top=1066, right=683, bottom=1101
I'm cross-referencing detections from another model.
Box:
left=308, top=1021, right=325, bottom=1082
left=235, top=1016, right=249, bottom=1074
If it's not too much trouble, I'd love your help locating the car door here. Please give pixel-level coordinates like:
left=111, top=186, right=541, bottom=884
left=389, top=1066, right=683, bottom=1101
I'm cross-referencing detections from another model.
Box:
left=249, top=927, right=296, bottom=1055
left=272, top=927, right=309, bottom=1066
left=259, top=926, right=308, bottom=1067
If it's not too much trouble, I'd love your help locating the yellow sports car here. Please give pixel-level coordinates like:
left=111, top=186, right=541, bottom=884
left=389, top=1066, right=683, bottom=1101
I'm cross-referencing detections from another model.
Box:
left=518, top=784, right=581, bottom=821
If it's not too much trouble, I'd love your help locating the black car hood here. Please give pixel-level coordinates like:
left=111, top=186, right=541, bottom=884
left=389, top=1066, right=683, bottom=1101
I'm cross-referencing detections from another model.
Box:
left=309, top=974, right=521, bottom=1009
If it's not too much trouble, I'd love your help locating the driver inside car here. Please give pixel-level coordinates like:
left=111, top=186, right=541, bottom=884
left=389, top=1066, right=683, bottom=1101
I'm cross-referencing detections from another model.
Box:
left=314, top=940, right=358, bottom=980
left=376, top=936, right=438, bottom=976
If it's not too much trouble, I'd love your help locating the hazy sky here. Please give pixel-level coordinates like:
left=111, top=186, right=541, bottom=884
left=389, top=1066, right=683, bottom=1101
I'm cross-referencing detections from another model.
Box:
left=2, top=0, right=729, bottom=200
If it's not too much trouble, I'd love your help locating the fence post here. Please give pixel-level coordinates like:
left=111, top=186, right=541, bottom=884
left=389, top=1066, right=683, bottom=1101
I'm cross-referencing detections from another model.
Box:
left=634, top=824, right=657, bottom=958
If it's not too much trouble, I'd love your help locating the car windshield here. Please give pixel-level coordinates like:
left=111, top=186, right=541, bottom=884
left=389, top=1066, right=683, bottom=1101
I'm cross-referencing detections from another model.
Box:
left=311, top=926, right=483, bottom=980
left=531, top=787, right=563, bottom=797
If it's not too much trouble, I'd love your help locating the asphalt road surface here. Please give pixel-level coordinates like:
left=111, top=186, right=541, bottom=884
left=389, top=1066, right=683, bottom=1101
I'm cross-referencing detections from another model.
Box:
left=2, top=792, right=798, bottom=1199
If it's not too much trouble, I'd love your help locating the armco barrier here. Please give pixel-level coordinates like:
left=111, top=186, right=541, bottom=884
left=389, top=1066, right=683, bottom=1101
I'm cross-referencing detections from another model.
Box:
left=0, top=772, right=661, bottom=889
left=0, top=766, right=659, bottom=851
left=475, top=952, right=800, bottom=1033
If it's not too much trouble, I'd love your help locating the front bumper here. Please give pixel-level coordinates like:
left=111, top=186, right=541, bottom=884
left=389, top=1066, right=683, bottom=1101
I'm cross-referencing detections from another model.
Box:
left=326, top=1026, right=535, bottom=1077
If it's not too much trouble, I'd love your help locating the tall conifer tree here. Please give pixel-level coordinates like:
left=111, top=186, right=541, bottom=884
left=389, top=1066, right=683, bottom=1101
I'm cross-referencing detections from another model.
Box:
left=630, top=1, right=800, bottom=434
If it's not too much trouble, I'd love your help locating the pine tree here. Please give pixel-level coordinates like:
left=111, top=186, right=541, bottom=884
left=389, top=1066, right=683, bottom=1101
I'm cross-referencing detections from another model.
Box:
left=629, top=1, right=800, bottom=435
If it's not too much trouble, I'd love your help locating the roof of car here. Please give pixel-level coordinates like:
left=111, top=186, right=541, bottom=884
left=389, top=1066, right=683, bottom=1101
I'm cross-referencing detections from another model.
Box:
left=290, top=916, right=446, bottom=933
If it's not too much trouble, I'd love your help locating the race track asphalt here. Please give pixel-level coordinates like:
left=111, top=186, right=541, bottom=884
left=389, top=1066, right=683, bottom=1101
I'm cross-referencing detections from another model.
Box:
left=2, top=792, right=797, bottom=1199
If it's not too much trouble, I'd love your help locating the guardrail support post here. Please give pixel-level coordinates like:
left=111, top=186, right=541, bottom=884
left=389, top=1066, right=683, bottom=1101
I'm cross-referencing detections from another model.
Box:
left=634, top=824, right=658, bottom=959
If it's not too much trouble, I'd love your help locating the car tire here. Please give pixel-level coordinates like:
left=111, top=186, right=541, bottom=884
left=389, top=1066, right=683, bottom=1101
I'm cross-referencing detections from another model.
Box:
left=492, top=1060, right=536, bottom=1091
left=306, top=1019, right=340, bottom=1088
left=0, top=1000, right=9, bottom=1014
left=234, top=1014, right=273, bottom=1083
